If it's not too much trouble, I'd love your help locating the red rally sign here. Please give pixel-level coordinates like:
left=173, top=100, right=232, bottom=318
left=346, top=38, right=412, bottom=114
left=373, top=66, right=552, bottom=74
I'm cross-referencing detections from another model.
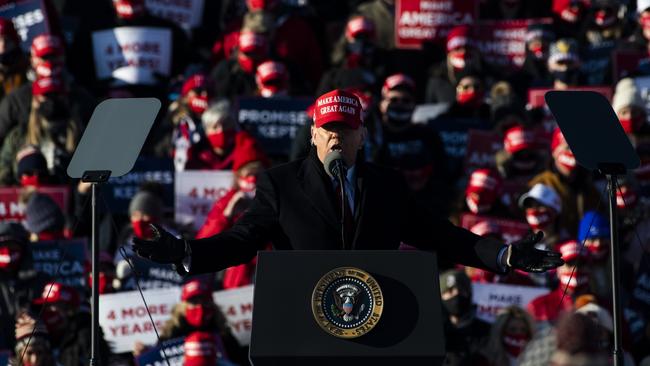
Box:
left=395, top=0, right=477, bottom=49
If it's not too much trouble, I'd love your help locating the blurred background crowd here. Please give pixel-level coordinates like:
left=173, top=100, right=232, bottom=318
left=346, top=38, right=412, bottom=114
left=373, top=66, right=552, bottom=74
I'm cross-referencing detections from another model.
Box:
left=1, top=0, right=650, bottom=365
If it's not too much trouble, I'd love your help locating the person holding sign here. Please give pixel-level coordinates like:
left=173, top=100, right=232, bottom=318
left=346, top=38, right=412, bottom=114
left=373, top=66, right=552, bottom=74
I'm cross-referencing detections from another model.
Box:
left=196, top=145, right=269, bottom=289
left=133, top=89, right=564, bottom=281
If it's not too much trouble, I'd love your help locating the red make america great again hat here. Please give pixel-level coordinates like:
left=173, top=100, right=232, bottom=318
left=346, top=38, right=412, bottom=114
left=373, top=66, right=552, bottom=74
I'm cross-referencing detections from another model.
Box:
left=313, top=89, right=362, bottom=129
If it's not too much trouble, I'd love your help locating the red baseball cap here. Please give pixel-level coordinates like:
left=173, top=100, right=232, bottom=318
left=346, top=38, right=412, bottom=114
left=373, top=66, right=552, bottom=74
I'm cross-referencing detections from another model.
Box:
left=246, top=0, right=278, bottom=11
left=345, top=16, right=375, bottom=41
left=32, top=76, right=64, bottom=96
left=181, top=280, right=213, bottom=301
left=447, top=25, right=471, bottom=52
left=33, top=282, right=80, bottom=307
left=238, top=31, right=267, bottom=54
left=465, top=168, right=502, bottom=195
left=557, top=239, right=585, bottom=262
left=504, top=125, right=536, bottom=154
left=381, top=73, right=415, bottom=97
left=255, top=60, right=288, bottom=92
left=184, top=332, right=218, bottom=366
left=181, top=74, right=208, bottom=96
left=313, top=89, right=363, bottom=129
left=31, top=34, right=64, bottom=58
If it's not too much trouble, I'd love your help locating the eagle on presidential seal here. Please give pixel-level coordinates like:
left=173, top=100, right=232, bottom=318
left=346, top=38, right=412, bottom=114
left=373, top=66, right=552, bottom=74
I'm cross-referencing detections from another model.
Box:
left=331, top=283, right=366, bottom=322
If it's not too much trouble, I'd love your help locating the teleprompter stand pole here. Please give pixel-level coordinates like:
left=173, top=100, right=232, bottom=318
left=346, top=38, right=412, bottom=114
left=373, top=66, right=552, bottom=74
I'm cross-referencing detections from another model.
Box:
left=601, top=164, right=625, bottom=366
left=83, top=171, right=111, bottom=366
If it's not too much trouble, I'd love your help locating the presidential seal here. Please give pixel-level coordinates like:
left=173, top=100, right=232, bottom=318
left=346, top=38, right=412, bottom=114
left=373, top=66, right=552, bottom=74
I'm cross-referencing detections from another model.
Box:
left=311, top=267, right=384, bottom=339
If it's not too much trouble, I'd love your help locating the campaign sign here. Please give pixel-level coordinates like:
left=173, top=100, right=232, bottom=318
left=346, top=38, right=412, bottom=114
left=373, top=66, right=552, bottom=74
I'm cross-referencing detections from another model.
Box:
left=213, top=285, right=254, bottom=346
left=581, top=41, right=616, bottom=86
left=145, top=0, right=204, bottom=35
left=472, top=282, right=549, bottom=323
left=460, top=213, right=530, bottom=244
left=0, top=0, right=50, bottom=52
left=475, top=19, right=551, bottom=72
left=527, top=86, right=613, bottom=108
left=175, top=170, right=234, bottom=230
left=395, top=0, right=477, bottom=49
left=463, top=129, right=502, bottom=175
left=103, top=157, right=174, bottom=214
left=136, top=337, right=185, bottom=366
left=0, top=185, right=69, bottom=222
left=31, top=239, right=88, bottom=290
left=428, top=116, right=491, bottom=177
left=237, top=97, right=313, bottom=156
left=92, top=27, right=172, bottom=85
left=99, top=287, right=180, bottom=353
left=613, top=49, right=649, bottom=80
left=135, top=334, right=227, bottom=366
left=117, top=255, right=184, bottom=291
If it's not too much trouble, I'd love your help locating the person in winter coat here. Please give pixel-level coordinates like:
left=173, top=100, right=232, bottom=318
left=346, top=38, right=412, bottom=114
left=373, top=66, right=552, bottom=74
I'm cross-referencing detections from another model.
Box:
left=157, top=280, right=247, bottom=365
left=0, top=33, right=95, bottom=145
left=479, top=306, right=536, bottom=366
left=188, top=100, right=265, bottom=171
left=0, top=223, right=49, bottom=351
left=31, top=282, right=111, bottom=366
left=0, top=18, right=28, bottom=105
left=22, top=192, right=66, bottom=242
left=439, top=269, right=492, bottom=366
left=210, top=30, right=269, bottom=100
left=161, top=73, right=211, bottom=170
left=196, top=143, right=269, bottom=289
left=527, top=240, right=589, bottom=324
left=495, top=125, right=548, bottom=182
left=0, top=75, right=84, bottom=186
left=425, top=26, right=493, bottom=104
left=527, top=128, right=600, bottom=237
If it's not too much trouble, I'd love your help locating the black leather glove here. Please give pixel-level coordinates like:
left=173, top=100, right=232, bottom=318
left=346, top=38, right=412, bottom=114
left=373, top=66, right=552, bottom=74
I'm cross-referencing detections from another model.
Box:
left=507, top=232, right=565, bottom=273
left=132, top=224, right=185, bottom=264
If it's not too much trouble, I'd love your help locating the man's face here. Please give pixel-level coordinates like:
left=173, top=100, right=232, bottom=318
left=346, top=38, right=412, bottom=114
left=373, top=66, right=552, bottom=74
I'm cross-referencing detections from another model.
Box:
left=311, top=122, right=366, bottom=167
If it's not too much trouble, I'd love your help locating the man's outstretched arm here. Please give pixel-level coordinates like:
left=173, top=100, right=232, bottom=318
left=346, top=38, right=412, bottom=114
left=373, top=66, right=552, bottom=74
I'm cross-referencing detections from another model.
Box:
left=133, top=171, right=280, bottom=275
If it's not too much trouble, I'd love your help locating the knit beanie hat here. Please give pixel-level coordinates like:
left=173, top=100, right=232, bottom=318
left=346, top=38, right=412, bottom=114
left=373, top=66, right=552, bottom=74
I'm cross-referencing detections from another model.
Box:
left=577, top=211, right=610, bottom=242
left=16, top=146, right=48, bottom=179
left=128, top=190, right=163, bottom=219
left=612, top=78, right=644, bottom=113
left=24, top=193, right=64, bottom=234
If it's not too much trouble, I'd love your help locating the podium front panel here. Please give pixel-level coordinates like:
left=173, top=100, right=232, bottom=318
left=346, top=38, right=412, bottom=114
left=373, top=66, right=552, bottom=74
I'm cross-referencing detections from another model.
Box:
left=249, top=250, right=445, bottom=365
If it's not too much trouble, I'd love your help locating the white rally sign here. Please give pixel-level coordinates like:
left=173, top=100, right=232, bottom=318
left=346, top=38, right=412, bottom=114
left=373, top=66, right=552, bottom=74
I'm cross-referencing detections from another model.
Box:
left=213, top=285, right=254, bottom=346
left=99, top=285, right=255, bottom=352
left=145, top=0, right=205, bottom=34
left=92, top=26, right=172, bottom=85
left=472, top=282, right=549, bottom=323
left=99, top=287, right=181, bottom=353
left=174, top=170, right=234, bottom=230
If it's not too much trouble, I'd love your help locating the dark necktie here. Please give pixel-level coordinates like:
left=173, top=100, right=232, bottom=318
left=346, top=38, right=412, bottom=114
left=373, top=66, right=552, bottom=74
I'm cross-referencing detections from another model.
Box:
left=336, top=182, right=355, bottom=248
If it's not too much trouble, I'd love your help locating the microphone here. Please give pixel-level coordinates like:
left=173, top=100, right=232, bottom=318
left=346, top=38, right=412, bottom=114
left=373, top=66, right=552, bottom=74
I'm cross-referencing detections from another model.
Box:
left=324, top=150, right=347, bottom=180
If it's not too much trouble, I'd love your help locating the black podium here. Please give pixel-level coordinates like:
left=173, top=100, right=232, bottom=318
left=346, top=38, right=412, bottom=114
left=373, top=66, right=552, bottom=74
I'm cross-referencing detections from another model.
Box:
left=249, top=251, right=445, bottom=366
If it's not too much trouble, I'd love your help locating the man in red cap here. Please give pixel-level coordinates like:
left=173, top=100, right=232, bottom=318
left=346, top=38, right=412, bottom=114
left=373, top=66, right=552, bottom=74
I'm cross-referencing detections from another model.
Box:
left=134, top=90, right=563, bottom=279
left=255, top=60, right=289, bottom=98
left=32, top=282, right=111, bottom=366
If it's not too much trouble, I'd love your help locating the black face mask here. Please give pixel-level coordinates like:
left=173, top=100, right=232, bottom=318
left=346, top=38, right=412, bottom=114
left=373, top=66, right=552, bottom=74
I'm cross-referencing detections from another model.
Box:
left=38, top=98, right=69, bottom=121
left=385, top=103, right=413, bottom=127
left=551, top=68, right=579, bottom=84
left=443, top=295, right=472, bottom=317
